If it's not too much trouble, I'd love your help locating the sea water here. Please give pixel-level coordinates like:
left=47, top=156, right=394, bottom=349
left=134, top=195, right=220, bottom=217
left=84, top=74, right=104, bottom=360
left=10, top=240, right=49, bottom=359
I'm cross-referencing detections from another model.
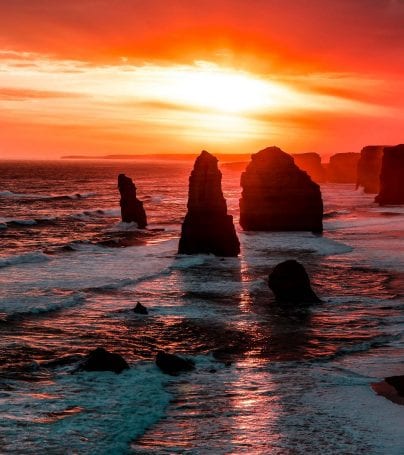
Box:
left=0, top=160, right=403, bottom=454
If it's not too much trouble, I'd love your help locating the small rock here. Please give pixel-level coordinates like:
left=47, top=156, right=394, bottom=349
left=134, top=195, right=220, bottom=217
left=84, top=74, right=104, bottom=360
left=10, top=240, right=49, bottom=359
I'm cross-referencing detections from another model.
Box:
left=133, top=302, right=148, bottom=315
left=79, top=347, right=129, bottom=374
left=155, top=351, right=195, bottom=375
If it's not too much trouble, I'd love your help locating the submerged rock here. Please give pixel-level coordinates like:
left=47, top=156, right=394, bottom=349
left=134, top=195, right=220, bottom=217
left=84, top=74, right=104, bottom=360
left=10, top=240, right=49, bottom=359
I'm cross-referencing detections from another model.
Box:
left=293, top=153, right=325, bottom=183
left=155, top=351, right=195, bottom=375
left=118, top=174, right=147, bottom=228
left=356, top=146, right=385, bottom=194
left=375, top=145, right=404, bottom=205
left=79, top=347, right=129, bottom=374
left=133, top=302, right=148, bottom=314
left=268, top=260, right=321, bottom=303
left=239, top=146, right=323, bottom=232
left=326, top=153, right=360, bottom=183
left=178, top=150, right=240, bottom=256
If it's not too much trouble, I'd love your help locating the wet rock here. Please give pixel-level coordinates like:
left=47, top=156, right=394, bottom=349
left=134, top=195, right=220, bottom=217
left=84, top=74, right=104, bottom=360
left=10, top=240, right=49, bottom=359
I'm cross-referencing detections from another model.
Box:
left=239, top=146, right=323, bottom=232
left=118, top=174, right=147, bottom=228
left=79, top=347, right=129, bottom=374
left=293, top=153, right=325, bottom=183
left=356, top=146, right=385, bottom=193
left=375, top=145, right=404, bottom=205
left=268, top=260, right=321, bottom=303
left=133, top=302, right=148, bottom=315
left=372, top=375, right=404, bottom=406
left=178, top=150, right=240, bottom=256
left=326, top=153, right=360, bottom=183
left=41, top=354, right=84, bottom=369
left=155, top=351, right=195, bottom=375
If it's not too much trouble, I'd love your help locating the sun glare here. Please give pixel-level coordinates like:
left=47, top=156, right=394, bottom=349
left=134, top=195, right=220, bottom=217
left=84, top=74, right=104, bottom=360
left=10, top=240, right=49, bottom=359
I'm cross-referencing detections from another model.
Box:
left=158, top=63, right=290, bottom=114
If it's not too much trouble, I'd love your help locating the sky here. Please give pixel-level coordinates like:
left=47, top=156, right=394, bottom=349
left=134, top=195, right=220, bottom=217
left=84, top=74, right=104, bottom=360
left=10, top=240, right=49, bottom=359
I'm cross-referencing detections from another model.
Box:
left=0, top=0, right=403, bottom=160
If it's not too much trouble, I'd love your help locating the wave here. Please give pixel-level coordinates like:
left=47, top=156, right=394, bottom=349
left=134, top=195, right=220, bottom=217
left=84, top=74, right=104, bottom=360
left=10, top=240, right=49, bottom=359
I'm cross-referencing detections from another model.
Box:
left=0, top=251, right=50, bottom=268
left=0, top=363, right=170, bottom=454
left=0, top=292, right=85, bottom=319
left=0, top=190, right=96, bottom=201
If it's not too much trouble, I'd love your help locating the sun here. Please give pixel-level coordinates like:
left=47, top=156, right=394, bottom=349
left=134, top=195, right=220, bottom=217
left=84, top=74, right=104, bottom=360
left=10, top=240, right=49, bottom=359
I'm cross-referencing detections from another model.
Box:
left=160, top=62, right=287, bottom=114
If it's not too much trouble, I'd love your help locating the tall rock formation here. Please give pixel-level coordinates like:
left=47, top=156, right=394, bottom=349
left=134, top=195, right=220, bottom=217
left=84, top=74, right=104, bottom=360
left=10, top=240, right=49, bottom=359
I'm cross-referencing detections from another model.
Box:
left=178, top=150, right=240, bottom=256
left=118, top=174, right=147, bottom=228
left=239, top=147, right=323, bottom=232
left=326, top=153, right=360, bottom=183
left=375, top=144, right=404, bottom=205
left=356, top=146, right=385, bottom=193
left=292, top=153, right=325, bottom=183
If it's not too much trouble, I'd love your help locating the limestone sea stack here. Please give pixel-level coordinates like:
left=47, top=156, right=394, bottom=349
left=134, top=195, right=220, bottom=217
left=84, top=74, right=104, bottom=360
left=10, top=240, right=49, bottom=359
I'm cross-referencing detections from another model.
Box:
left=292, top=153, right=325, bottom=183
left=326, top=153, right=360, bottom=183
left=118, top=174, right=147, bottom=228
left=178, top=150, right=240, bottom=256
left=375, top=144, right=404, bottom=205
left=356, top=146, right=385, bottom=193
left=239, top=147, right=323, bottom=232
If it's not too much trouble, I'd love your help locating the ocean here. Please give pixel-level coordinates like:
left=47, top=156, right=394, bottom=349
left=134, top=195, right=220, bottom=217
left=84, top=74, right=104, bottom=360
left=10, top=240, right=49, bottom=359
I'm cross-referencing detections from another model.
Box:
left=0, top=159, right=403, bottom=454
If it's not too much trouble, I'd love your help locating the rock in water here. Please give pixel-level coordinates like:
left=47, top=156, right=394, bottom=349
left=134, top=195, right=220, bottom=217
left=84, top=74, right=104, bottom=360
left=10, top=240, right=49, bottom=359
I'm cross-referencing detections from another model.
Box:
left=375, top=145, right=404, bottom=205
left=118, top=174, right=147, bottom=228
left=239, top=147, right=323, bottom=232
left=133, top=302, right=148, bottom=314
left=268, top=260, right=321, bottom=303
left=155, top=351, right=195, bottom=375
left=292, top=153, right=325, bottom=183
left=326, top=153, right=360, bottom=183
left=356, top=146, right=385, bottom=194
left=80, top=347, right=129, bottom=374
left=178, top=150, right=240, bottom=256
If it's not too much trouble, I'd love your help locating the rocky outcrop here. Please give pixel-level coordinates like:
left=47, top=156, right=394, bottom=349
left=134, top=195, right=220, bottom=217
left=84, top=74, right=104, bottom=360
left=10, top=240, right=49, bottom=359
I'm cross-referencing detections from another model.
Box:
left=155, top=351, right=195, bottom=375
left=326, top=153, right=360, bottom=183
left=268, top=260, right=321, bottom=303
left=239, top=147, right=323, bottom=232
left=356, top=146, right=385, bottom=193
left=178, top=150, right=240, bottom=256
left=79, top=347, right=129, bottom=374
left=118, top=174, right=147, bottom=228
left=292, top=153, right=325, bottom=183
left=372, top=375, right=404, bottom=406
left=375, top=145, right=404, bottom=205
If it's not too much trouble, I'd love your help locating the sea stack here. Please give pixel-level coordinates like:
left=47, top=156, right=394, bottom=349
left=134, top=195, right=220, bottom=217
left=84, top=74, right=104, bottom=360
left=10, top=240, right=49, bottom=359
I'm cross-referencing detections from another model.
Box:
left=239, top=146, right=323, bottom=232
left=356, top=146, right=385, bottom=194
left=178, top=150, right=240, bottom=256
left=118, top=174, right=147, bottom=228
left=292, top=153, right=325, bottom=183
left=326, top=153, right=360, bottom=183
left=375, top=144, right=404, bottom=205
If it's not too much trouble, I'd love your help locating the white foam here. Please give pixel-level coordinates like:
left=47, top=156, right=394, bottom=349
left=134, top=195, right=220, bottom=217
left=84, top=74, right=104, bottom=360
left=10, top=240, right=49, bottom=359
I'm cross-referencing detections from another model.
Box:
left=0, top=190, right=97, bottom=200
left=0, top=363, right=170, bottom=454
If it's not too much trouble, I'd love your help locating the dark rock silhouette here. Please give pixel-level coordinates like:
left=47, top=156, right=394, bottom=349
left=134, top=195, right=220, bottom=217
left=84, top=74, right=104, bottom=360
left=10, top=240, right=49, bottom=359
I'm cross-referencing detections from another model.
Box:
left=326, top=153, right=360, bottom=183
left=178, top=150, right=240, bottom=256
left=133, top=301, right=148, bottom=314
left=372, top=375, right=404, bottom=406
left=293, top=153, right=325, bottom=183
left=155, top=351, right=195, bottom=375
left=268, top=260, right=321, bottom=303
left=79, top=347, right=129, bottom=374
left=375, top=145, right=404, bottom=205
left=118, top=174, right=147, bottom=228
left=356, top=146, right=385, bottom=193
left=239, top=146, right=323, bottom=232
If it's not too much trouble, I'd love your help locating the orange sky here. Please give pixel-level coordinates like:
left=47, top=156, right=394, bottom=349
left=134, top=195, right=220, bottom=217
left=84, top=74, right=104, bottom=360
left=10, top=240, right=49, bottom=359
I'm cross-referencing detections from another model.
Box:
left=0, top=0, right=403, bottom=159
